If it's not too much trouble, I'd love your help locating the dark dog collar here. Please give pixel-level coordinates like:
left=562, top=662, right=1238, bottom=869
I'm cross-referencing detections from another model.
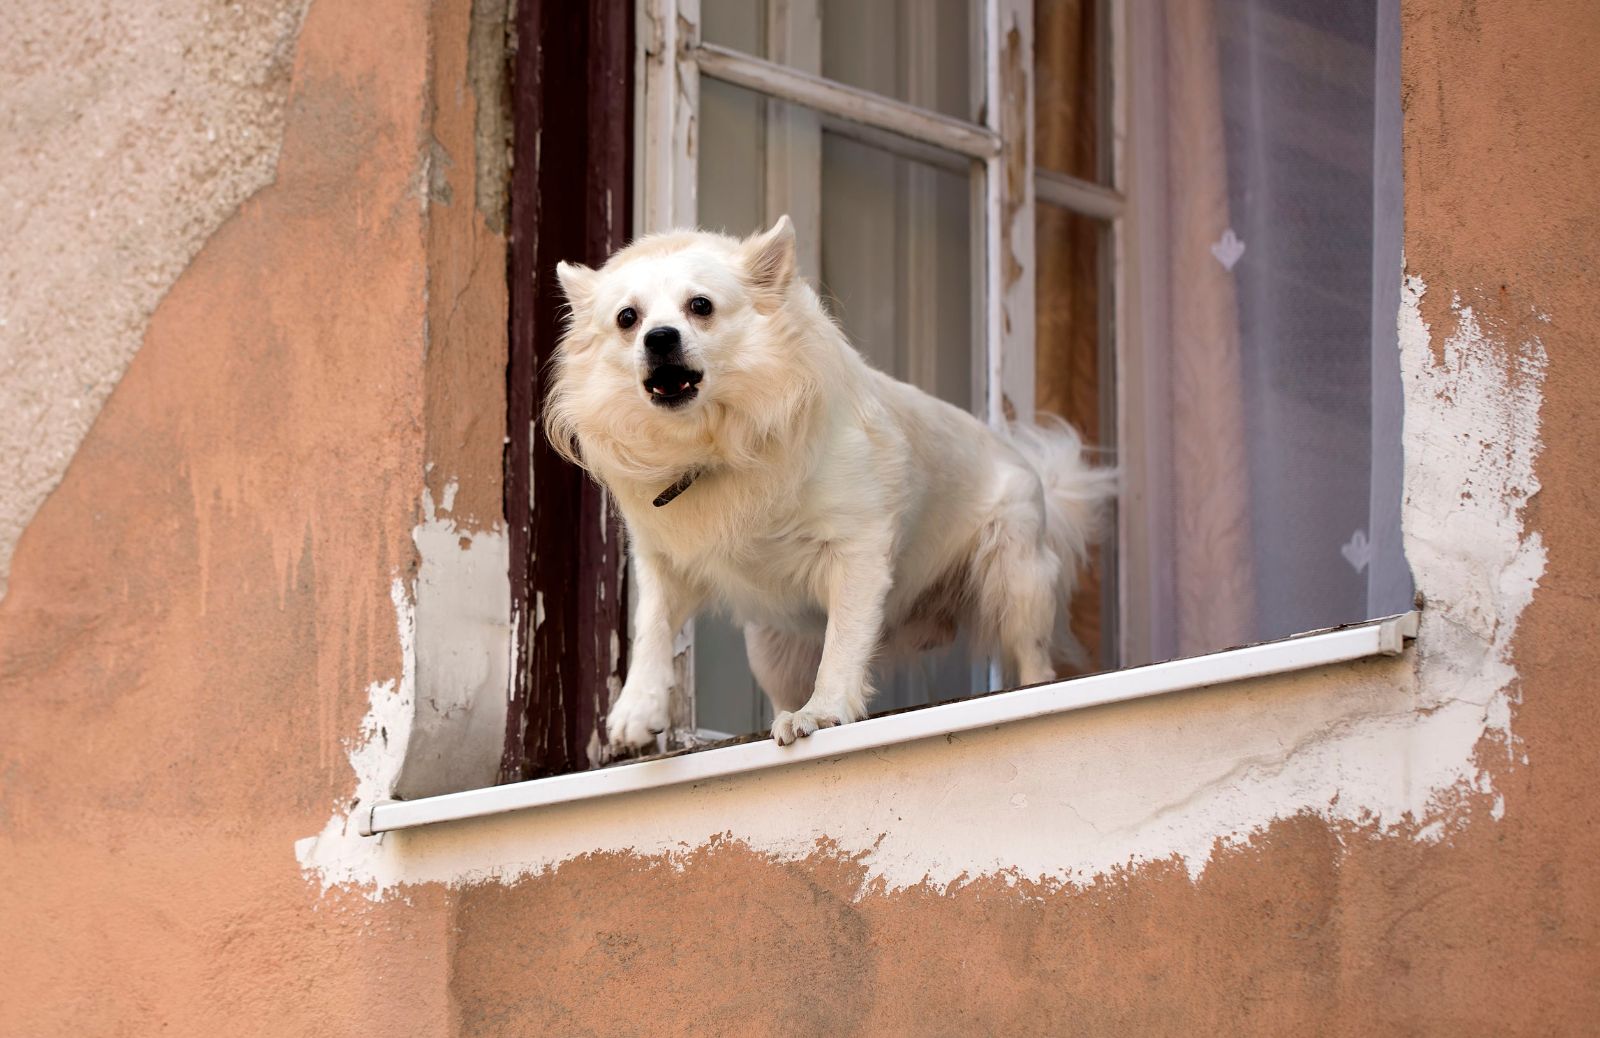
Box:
left=652, top=469, right=699, bottom=508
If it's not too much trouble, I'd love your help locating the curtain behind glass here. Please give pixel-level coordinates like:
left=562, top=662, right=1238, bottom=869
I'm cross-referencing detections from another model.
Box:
left=1129, top=0, right=1412, bottom=662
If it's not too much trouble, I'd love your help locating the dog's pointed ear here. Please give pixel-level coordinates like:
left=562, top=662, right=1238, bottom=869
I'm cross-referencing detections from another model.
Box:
left=555, top=261, right=598, bottom=313
left=742, top=215, right=796, bottom=311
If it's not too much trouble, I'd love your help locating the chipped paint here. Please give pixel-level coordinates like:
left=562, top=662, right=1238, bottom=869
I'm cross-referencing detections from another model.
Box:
left=1397, top=274, right=1547, bottom=771
left=986, top=4, right=1037, bottom=425
left=294, top=578, right=417, bottom=897
left=296, top=478, right=513, bottom=888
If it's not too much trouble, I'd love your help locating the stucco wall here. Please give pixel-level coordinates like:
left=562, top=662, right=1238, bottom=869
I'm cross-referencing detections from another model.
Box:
left=0, top=0, right=498, bottom=1032
left=3, top=1, right=1599, bottom=1035
left=0, top=0, right=310, bottom=601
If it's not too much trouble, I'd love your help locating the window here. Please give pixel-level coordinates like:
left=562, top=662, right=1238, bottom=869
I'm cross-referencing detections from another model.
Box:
left=493, top=0, right=1410, bottom=785
left=1118, top=0, right=1412, bottom=662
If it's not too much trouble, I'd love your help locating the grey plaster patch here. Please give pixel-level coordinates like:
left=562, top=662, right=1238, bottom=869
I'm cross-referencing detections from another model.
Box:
left=0, top=0, right=310, bottom=599
left=468, top=0, right=510, bottom=233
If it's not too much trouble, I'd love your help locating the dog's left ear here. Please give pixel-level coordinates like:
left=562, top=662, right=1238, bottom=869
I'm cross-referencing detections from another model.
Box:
left=742, top=214, right=796, bottom=312
left=555, top=260, right=599, bottom=314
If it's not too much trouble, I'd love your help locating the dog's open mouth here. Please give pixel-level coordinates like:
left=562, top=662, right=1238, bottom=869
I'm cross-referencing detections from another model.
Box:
left=643, top=364, right=703, bottom=408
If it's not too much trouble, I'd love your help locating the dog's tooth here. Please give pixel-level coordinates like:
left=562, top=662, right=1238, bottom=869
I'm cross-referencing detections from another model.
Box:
left=678, top=381, right=689, bottom=391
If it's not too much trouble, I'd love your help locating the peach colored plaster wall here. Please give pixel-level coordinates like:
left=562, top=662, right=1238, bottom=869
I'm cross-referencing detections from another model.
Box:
left=0, top=0, right=488, bottom=1032
left=3, top=1, right=1600, bottom=1036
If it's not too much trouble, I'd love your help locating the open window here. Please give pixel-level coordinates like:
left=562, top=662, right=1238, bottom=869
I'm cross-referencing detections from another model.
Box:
left=479, top=0, right=1411, bottom=802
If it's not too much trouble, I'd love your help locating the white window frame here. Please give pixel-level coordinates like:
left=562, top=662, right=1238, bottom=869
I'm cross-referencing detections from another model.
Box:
left=641, top=0, right=1056, bottom=423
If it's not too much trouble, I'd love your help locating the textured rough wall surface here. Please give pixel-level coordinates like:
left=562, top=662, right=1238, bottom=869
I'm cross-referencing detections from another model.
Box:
left=2, top=1, right=1599, bottom=1036
left=0, top=0, right=310, bottom=599
left=0, top=0, right=476, bottom=1032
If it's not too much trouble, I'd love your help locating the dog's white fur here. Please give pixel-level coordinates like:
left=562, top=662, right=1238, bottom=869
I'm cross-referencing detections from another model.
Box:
left=549, top=217, right=1115, bottom=750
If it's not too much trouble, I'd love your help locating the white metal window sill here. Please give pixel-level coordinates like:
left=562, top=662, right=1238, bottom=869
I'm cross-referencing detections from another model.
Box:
left=360, top=611, right=1418, bottom=836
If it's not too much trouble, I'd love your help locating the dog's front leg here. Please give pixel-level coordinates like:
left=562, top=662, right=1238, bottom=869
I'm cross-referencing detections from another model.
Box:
left=608, top=552, right=701, bottom=754
left=770, top=536, right=893, bottom=746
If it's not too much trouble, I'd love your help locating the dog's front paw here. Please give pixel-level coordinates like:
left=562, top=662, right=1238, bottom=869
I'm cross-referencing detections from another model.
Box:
left=606, top=690, right=670, bottom=754
left=770, top=707, right=850, bottom=746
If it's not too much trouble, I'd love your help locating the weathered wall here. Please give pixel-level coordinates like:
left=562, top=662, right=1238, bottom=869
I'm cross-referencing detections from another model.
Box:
left=0, top=0, right=501, bottom=1031
left=0, top=0, right=310, bottom=600
left=3, top=1, right=1599, bottom=1036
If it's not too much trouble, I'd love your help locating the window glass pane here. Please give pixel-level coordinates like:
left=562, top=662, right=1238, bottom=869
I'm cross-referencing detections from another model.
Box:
left=695, top=78, right=981, bottom=737
left=1123, top=0, right=1410, bottom=663
left=1036, top=202, right=1112, bottom=672
left=1035, top=0, right=1106, bottom=184
left=698, top=79, right=767, bottom=237
left=819, top=130, right=975, bottom=413
left=701, top=0, right=763, bottom=56
left=702, top=0, right=979, bottom=122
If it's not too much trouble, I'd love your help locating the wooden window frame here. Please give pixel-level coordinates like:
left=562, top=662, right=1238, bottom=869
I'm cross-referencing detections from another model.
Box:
left=502, top=0, right=635, bottom=782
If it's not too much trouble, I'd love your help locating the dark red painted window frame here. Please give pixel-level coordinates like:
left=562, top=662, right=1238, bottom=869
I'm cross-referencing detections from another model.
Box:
left=502, top=0, right=632, bottom=782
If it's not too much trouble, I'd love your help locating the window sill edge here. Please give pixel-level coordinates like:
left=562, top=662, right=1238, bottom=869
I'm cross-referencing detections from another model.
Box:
left=361, top=611, right=1419, bottom=837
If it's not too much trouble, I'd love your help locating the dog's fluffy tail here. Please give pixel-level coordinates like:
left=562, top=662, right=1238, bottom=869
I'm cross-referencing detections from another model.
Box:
left=1006, top=415, right=1118, bottom=666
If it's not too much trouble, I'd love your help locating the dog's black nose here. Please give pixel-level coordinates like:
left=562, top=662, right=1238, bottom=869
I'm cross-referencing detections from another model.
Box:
left=644, top=326, right=680, bottom=357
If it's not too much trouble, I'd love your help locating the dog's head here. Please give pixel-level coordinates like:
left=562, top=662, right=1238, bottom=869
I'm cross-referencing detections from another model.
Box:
left=555, top=215, right=797, bottom=413
left=548, top=217, right=810, bottom=480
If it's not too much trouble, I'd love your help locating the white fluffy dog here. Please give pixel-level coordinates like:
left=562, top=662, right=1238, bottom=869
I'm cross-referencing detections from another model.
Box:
left=548, top=217, right=1114, bottom=751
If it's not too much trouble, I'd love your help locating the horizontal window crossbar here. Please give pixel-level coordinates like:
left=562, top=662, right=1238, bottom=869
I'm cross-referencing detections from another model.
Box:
left=361, top=612, right=1418, bottom=836
left=818, top=114, right=973, bottom=175
left=1036, top=168, right=1125, bottom=220
left=695, top=42, right=1001, bottom=161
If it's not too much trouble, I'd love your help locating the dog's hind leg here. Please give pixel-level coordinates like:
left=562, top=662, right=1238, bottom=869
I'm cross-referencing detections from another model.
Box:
left=745, top=623, right=823, bottom=715
left=975, top=474, right=1062, bottom=687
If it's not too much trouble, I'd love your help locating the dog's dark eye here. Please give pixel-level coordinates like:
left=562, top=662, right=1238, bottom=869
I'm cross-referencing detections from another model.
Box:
left=617, top=307, right=638, bottom=330
left=688, top=296, right=714, bottom=318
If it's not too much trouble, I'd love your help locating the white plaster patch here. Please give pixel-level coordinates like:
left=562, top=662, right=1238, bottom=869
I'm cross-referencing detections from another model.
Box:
left=298, top=276, right=1546, bottom=898
left=1396, top=277, right=1546, bottom=772
left=295, top=482, right=511, bottom=894
left=294, top=578, right=416, bottom=897
left=396, top=482, right=512, bottom=798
